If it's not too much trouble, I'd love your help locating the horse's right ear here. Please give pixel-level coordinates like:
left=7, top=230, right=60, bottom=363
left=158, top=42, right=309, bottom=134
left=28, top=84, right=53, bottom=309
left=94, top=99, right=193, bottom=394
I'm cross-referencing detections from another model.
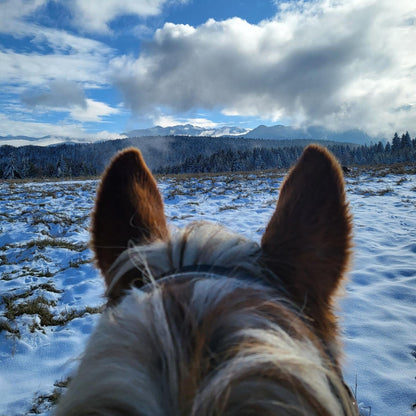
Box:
left=261, top=145, right=352, bottom=343
left=92, top=148, right=168, bottom=288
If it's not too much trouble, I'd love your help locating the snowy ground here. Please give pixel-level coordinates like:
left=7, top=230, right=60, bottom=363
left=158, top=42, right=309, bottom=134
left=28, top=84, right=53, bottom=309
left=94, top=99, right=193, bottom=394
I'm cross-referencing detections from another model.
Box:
left=1, top=167, right=415, bottom=415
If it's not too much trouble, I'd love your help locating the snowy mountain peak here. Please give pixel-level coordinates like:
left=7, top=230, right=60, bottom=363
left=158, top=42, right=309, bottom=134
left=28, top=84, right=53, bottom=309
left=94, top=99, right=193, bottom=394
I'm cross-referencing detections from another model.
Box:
left=124, top=124, right=249, bottom=138
left=1, top=124, right=381, bottom=147
left=125, top=124, right=376, bottom=144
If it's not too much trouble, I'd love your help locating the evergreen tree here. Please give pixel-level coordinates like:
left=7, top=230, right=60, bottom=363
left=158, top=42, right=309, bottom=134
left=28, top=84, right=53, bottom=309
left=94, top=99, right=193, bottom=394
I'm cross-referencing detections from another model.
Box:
left=392, top=132, right=401, bottom=153
left=3, top=154, right=22, bottom=179
left=401, top=132, right=412, bottom=150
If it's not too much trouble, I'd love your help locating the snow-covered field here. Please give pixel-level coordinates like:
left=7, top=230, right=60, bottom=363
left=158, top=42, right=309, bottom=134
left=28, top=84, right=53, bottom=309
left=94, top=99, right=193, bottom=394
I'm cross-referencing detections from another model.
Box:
left=1, top=167, right=415, bottom=415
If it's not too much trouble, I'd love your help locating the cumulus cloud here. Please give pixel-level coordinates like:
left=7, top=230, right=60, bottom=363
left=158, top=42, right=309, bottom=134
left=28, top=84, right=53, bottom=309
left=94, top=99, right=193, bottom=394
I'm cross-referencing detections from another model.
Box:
left=111, top=0, right=416, bottom=135
left=64, top=0, right=189, bottom=33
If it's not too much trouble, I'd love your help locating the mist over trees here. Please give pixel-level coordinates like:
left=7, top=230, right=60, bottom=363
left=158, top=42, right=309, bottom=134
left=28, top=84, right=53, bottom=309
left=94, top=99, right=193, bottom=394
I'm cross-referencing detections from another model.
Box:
left=0, top=132, right=415, bottom=179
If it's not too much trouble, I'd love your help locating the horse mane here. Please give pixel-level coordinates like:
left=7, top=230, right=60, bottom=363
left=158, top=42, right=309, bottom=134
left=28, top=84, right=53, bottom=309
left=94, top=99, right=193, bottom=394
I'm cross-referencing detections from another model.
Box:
left=107, top=222, right=263, bottom=296
left=56, top=222, right=355, bottom=416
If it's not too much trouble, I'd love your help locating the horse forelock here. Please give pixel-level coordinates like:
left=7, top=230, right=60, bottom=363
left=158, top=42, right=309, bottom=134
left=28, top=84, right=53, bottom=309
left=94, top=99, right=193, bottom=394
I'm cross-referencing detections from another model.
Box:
left=56, top=222, right=356, bottom=416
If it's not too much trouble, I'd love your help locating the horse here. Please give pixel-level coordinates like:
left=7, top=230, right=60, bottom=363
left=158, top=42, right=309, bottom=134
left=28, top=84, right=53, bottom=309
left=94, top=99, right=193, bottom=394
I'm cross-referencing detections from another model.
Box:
left=55, top=144, right=358, bottom=415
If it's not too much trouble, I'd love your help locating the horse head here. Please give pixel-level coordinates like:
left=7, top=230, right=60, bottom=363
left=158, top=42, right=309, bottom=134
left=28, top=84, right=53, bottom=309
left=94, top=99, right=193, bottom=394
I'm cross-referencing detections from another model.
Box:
left=56, top=145, right=357, bottom=415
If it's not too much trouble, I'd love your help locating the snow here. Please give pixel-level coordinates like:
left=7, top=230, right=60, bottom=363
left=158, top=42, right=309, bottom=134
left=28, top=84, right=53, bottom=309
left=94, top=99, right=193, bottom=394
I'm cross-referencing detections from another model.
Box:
left=0, top=169, right=415, bottom=415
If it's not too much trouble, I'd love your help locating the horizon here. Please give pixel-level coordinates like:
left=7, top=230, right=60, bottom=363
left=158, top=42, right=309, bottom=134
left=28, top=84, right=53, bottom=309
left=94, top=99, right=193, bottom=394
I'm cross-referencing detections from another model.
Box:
left=0, top=122, right=411, bottom=148
left=1, top=0, right=415, bottom=143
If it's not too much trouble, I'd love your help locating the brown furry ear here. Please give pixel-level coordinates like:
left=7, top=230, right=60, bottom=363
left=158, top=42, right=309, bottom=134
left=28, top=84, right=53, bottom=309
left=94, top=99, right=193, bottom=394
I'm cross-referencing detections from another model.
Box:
left=92, top=148, right=168, bottom=288
left=261, top=145, right=352, bottom=341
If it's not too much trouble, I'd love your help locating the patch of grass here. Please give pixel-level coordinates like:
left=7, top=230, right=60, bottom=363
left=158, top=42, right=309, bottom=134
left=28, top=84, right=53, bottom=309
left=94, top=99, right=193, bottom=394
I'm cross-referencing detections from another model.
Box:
left=24, top=238, right=88, bottom=252
left=231, top=194, right=250, bottom=202
left=68, top=256, right=90, bottom=268
left=29, top=319, right=42, bottom=334
left=165, top=188, right=192, bottom=199
left=262, top=199, right=277, bottom=207
left=29, top=378, right=71, bottom=414
left=2, top=283, right=60, bottom=309
left=37, top=268, right=55, bottom=278
left=396, top=177, right=408, bottom=185
left=0, top=212, right=13, bottom=221
left=3, top=289, right=33, bottom=304
left=401, top=198, right=416, bottom=208
left=169, top=214, right=194, bottom=221
left=32, top=212, right=86, bottom=228
left=55, top=305, right=103, bottom=325
left=1, top=272, right=14, bottom=281
left=377, top=187, right=394, bottom=196
left=30, top=214, right=50, bottom=227
left=218, top=205, right=238, bottom=212
left=4, top=295, right=57, bottom=326
left=362, top=163, right=416, bottom=177
left=36, top=282, right=62, bottom=293
left=39, top=189, right=58, bottom=198
left=1, top=283, right=62, bottom=332
left=356, top=187, right=394, bottom=197
left=3, top=291, right=102, bottom=330
left=0, top=319, right=21, bottom=336
left=3, top=238, right=87, bottom=253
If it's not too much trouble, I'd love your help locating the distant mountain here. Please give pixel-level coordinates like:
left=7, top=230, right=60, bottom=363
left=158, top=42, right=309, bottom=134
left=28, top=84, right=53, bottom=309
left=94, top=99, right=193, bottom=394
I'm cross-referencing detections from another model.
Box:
left=0, top=135, right=121, bottom=147
left=124, top=124, right=248, bottom=138
left=125, top=123, right=378, bottom=144
left=0, top=124, right=382, bottom=148
left=244, top=125, right=375, bottom=144
left=0, top=135, right=61, bottom=147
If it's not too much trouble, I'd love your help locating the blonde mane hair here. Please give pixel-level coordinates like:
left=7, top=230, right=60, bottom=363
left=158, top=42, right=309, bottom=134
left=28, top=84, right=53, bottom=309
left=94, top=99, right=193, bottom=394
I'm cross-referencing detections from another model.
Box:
left=55, top=145, right=358, bottom=416
left=108, top=222, right=262, bottom=294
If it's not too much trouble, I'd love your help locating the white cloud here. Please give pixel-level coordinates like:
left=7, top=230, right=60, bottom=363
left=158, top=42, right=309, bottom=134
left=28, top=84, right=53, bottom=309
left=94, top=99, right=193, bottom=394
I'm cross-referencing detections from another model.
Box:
left=0, top=0, right=188, bottom=36
left=21, top=80, right=87, bottom=109
left=64, top=0, right=189, bottom=34
left=18, top=88, right=120, bottom=123
left=0, top=112, right=124, bottom=143
left=0, top=0, right=115, bottom=93
left=70, top=99, right=120, bottom=122
left=0, top=0, right=47, bottom=35
left=0, top=44, right=112, bottom=95
left=0, top=1, right=112, bottom=55
left=111, top=0, right=416, bottom=135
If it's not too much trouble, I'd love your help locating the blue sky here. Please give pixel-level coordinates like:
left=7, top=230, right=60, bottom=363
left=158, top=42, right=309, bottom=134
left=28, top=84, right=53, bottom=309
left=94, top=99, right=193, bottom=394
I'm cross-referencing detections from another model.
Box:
left=0, top=0, right=415, bottom=142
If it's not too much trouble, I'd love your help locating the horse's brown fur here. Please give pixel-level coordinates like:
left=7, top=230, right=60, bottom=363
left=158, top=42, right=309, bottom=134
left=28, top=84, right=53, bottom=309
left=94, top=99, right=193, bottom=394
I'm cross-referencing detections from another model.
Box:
left=92, top=148, right=168, bottom=295
left=56, top=144, right=357, bottom=416
left=261, top=144, right=352, bottom=346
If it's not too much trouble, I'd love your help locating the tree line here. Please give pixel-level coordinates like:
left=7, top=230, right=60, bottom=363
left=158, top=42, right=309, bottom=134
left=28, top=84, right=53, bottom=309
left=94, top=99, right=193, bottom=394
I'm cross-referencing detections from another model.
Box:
left=159, top=132, right=416, bottom=174
left=0, top=132, right=415, bottom=179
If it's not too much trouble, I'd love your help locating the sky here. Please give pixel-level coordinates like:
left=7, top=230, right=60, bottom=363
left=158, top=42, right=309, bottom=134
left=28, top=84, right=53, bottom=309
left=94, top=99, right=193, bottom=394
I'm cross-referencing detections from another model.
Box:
left=0, top=0, right=415, bottom=141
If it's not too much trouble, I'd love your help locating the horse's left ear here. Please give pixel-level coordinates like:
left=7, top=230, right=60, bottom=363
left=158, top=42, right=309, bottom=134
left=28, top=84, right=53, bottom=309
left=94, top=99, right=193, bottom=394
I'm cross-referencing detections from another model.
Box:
left=92, top=148, right=168, bottom=288
left=261, top=145, right=352, bottom=342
